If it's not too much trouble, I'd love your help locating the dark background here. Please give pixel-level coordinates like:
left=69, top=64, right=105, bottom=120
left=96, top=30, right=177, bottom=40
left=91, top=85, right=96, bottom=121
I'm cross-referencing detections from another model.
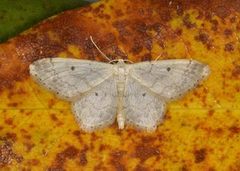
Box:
left=0, top=0, right=98, bottom=43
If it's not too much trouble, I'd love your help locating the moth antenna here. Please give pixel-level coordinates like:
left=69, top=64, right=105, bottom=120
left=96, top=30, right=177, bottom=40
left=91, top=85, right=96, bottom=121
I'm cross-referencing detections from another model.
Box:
left=124, top=59, right=134, bottom=64
left=154, top=52, right=163, bottom=61
left=90, top=36, right=111, bottom=62
left=118, top=47, right=133, bottom=63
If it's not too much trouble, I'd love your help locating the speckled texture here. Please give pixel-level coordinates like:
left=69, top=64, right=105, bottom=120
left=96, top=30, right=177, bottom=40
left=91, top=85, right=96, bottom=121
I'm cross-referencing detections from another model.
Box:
left=0, top=0, right=240, bottom=170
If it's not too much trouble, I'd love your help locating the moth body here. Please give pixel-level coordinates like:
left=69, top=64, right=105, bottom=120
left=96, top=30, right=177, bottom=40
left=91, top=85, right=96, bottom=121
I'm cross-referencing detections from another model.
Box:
left=114, top=59, right=130, bottom=129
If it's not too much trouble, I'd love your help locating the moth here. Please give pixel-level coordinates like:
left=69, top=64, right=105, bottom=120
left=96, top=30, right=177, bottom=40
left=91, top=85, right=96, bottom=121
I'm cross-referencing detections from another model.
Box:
left=29, top=37, right=210, bottom=132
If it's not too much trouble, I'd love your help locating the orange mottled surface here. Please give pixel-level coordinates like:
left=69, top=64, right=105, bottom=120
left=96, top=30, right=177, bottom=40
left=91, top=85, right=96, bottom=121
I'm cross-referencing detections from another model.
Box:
left=0, top=0, right=240, bottom=170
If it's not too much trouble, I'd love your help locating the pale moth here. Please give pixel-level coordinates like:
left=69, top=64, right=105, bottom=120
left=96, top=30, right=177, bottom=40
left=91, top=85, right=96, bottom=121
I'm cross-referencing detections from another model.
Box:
left=29, top=36, right=210, bottom=132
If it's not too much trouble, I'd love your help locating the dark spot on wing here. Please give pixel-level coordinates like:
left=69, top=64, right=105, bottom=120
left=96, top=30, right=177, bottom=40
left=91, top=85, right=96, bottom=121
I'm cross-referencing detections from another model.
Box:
left=167, top=67, right=171, bottom=72
left=95, top=92, right=98, bottom=96
left=71, top=66, right=75, bottom=71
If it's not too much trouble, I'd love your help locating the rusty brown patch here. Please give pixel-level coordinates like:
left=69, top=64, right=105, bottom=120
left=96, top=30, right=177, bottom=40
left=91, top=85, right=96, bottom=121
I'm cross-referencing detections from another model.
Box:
left=235, top=85, right=240, bottom=92
left=73, top=130, right=81, bottom=137
left=72, top=130, right=84, bottom=144
left=135, top=145, right=160, bottom=162
left=24, top=142, right=35, bottom=152
left=181, top=165, right=189, bottom=171
left=183, top=14, right=196, bottom=29
left=208, top=167, right=216, bottom=171
left=93, top=4, right=105, bottom=14
left=50, top=145, right=79, bottom=170
left=215, top=128, right=224, bottom=136
left=232, top=65, right=240, bottom=77
left=140, top=136, right=154, bottom=144
left=194, top=148, right=207, bottom=163
left=229, top=126, right=240, bottom=134
left=174, top=1, right=184, bottom=16
left=0, top=44, right=28, bottom=92
left=131, top=41, right=143, bottom=55
left=141, top=53, right=152, bottom=61
left=50, top=145, right=89, bottom=170
left=224, top=43, right=234, bottom=52
left=5, top=133, right=17, bottom=141
left=48, top=99, right=56, bottom=108
left=230, top=16, right=237, bottom=23
left=23, top=134, right=31, bottom=140
left=175, top=28, right=183, bottom=36
left=0, top=138, right=23, bottom=167
left=115, top=9, right=124, bottom=17
left=7, top=102, right=19, bottom=108
left=27, top=159, right=40, bottom=166
left=134, top=164, right=148, bottom=171
left=7, top=88, right=26, bottom=99
left=24, top=111, right=32, bottom=116
left=20, top=129, right=28, bottom=134
left=110, top=150, right=126, bottom=171
left=224, top=29, right=233, bottom=37
left=210, top=19, right=219, bottom=31
left=50, top=114, right=58, bottom=122
left=195, top=32, right=212, bottom=49
left=79, top=146, right=88, bottom=166
left=4, top=118, right=13, bottom=125
left=212, top=5, right=230, bottom=19
left=94, top=162, right=107, bottom=171
left=99, top=144, right=109, bottom=152
left=112, top=20, right=130, bottom=37
left=208, top=109, right=215, bottom=116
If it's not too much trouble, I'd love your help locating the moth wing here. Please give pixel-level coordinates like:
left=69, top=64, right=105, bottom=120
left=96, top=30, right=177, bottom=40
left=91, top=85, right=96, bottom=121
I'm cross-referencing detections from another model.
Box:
left=124, top=77, right=166, bottom=131
left=29, top=58, right=114, bottom=100
left=72, top=77, right=117, bottom=132
left=129, top=59, right=210, bottom=100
